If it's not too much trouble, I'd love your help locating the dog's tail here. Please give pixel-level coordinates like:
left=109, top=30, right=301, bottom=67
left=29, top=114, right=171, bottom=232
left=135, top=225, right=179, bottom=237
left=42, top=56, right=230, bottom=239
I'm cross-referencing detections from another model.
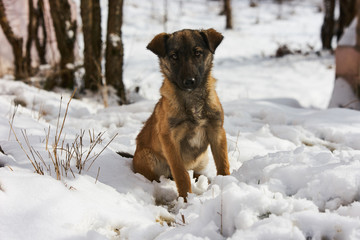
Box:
left=117, top=151, right=134, bottom=158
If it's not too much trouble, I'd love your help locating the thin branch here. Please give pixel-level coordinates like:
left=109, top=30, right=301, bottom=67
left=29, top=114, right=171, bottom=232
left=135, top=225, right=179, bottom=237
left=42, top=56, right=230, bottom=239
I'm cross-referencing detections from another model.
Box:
left=95, top=167, right=100, bottom=184
left=9, top=121, right=43, bottom=175
left=8, top=105, right=18, bottom=141
left=87, top=133, right=118, bottom=171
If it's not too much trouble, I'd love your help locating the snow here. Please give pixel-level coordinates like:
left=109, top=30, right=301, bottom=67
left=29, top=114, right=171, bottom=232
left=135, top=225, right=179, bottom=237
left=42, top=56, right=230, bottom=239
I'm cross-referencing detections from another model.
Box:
left=328, top=77, right=360, bottom=110
left=109, top=33, right=121, bottom=48
left=1, top=0, right=360, bottom=239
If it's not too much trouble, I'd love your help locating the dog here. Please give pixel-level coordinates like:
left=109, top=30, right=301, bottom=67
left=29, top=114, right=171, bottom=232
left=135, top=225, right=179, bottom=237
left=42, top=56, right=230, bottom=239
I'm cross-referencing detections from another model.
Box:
left=133, top=28, right=230, bottom=201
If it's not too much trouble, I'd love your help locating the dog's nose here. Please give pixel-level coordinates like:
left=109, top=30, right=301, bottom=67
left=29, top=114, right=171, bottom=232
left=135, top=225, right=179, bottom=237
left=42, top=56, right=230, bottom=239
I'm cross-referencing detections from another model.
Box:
left=183, top=78, right=196, bottom=89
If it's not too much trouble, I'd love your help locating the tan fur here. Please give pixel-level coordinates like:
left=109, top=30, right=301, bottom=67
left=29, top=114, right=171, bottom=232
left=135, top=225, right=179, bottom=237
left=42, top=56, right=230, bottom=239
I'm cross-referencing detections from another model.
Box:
left=133, top=29, right=230, bottom=201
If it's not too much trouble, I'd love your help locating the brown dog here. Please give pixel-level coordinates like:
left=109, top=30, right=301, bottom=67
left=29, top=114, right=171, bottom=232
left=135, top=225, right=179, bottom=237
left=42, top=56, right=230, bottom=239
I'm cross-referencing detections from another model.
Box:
left=133, top=28, right=230, bottom=200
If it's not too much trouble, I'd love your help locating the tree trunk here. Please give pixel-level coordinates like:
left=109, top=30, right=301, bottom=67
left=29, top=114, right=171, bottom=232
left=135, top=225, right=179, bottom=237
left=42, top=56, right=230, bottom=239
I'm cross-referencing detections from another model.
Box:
left=276, top=0, right=283, bottom=19
left=224, top=0, right=233, bottom=29
left=338, top=0, right=356, bottom=41
left=0, top=0, right=27, bottom=80
left=80, top=0, right=102, bottom=91
left=163, top=0, right=168, bottom=32
left=105, top=0, right=126, bottom=104
left=356, top=0, right=360, bottom=48
left=26, top=0, right=37, bottom=76
left=321, top=0, right=335, bottom=49
left=35, top=0, right=47, bottom=65
left=356, top=0, right=360, bottom=98
left=48, top=0, right=77, bottom=89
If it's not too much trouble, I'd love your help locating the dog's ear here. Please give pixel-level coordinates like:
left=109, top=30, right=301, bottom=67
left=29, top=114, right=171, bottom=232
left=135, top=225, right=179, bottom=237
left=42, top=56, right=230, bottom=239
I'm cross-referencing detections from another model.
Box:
left=200, top=28, right=224, bottom=54
left=147, top=33, right=169, bottom=57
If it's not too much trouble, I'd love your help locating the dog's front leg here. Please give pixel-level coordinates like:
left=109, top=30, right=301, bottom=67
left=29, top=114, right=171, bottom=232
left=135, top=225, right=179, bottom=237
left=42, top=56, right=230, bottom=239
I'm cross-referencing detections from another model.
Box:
left=160, top=133, right=191, bottom=200
left=209, top=127, right=230, bottom=176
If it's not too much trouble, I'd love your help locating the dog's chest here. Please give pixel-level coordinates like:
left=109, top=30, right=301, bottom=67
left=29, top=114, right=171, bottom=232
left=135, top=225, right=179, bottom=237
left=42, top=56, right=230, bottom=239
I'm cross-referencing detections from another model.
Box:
left=180, top=118, right=208, bottom=163
left=187, top=119, right=207, bottom=148
left=182, top=107, right=211, bottom=158
left=169, top=93, right=218, bottom=150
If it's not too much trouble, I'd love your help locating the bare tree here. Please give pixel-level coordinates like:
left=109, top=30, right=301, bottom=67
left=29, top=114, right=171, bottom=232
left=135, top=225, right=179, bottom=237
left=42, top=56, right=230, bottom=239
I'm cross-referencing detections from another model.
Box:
left=338, top=0, right=356, bottom=40
left=357, top=0, right=360, bottom=49
left=25, top=0, right=37, bottom=76
left=163, top=0, right=168, bottom=32
left=80, top=0, right=102, bottom=91
left=105, top=0, right=126, bottom=104
left=35, top=0, right=47, bottom=65
left=48, top=0, right=77, bottom=89
left=321, top=0, right=356, bottom=49
left=321, top=0, right=335, bottom=49
left=224, top=0, right=233, bottom=29
left=249, top=0, right=258, bottom=7
left=0, top=0, right=27, bottom=79
left=356, top=0, right=360, bottom=99
left=276, top=0, right=283, bottom=19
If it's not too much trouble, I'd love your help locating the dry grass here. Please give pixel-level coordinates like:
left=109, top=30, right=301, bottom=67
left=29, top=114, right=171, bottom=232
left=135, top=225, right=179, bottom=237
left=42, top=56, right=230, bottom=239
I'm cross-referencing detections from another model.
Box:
left=9, top=126, right=45, bottom=175
left=8, top=105, right=18, bottom=141
left=9, top=89, right=118, bottom=180
left=156, top=215, right=175, bottom=227
left=217, top=178, right=225, bottom=236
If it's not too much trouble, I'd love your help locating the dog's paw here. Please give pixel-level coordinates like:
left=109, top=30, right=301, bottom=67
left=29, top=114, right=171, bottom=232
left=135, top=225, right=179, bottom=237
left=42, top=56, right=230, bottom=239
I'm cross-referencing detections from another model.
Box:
left=191, top=174, right=209, bottom=195
left=153, top=176, right=178, bottom=206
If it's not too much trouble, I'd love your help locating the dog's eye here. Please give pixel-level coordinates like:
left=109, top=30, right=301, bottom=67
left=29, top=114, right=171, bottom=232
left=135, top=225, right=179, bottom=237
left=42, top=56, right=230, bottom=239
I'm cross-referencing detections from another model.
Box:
left=170, top=53, right=178, bottom=60
left=194, top=50, right=202, bottom=57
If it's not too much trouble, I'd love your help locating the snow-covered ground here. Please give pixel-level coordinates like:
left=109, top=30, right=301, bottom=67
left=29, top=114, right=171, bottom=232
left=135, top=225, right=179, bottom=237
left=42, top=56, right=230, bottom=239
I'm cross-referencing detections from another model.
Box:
left=1, top=0, right=360, bottom=239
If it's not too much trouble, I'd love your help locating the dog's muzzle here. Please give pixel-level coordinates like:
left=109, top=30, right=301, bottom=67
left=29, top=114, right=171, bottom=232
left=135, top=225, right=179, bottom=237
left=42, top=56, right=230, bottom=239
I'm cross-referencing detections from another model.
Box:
left=183, top=78, right=196, bottom=90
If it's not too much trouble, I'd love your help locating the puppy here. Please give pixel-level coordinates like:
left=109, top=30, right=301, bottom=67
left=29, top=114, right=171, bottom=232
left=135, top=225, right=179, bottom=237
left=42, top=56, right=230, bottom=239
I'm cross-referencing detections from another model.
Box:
left=133, top=28, right=230, bottom=200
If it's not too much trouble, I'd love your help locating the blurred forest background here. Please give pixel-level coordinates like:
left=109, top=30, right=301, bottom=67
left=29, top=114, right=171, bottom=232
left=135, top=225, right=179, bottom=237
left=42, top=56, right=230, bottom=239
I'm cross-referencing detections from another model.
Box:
left=0, top=0, right=358, bottom=106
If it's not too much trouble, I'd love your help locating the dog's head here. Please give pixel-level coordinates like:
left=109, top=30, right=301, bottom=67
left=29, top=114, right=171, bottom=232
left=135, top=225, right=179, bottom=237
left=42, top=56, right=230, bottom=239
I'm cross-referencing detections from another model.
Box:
left=147, top=28, right=223, bottom=91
